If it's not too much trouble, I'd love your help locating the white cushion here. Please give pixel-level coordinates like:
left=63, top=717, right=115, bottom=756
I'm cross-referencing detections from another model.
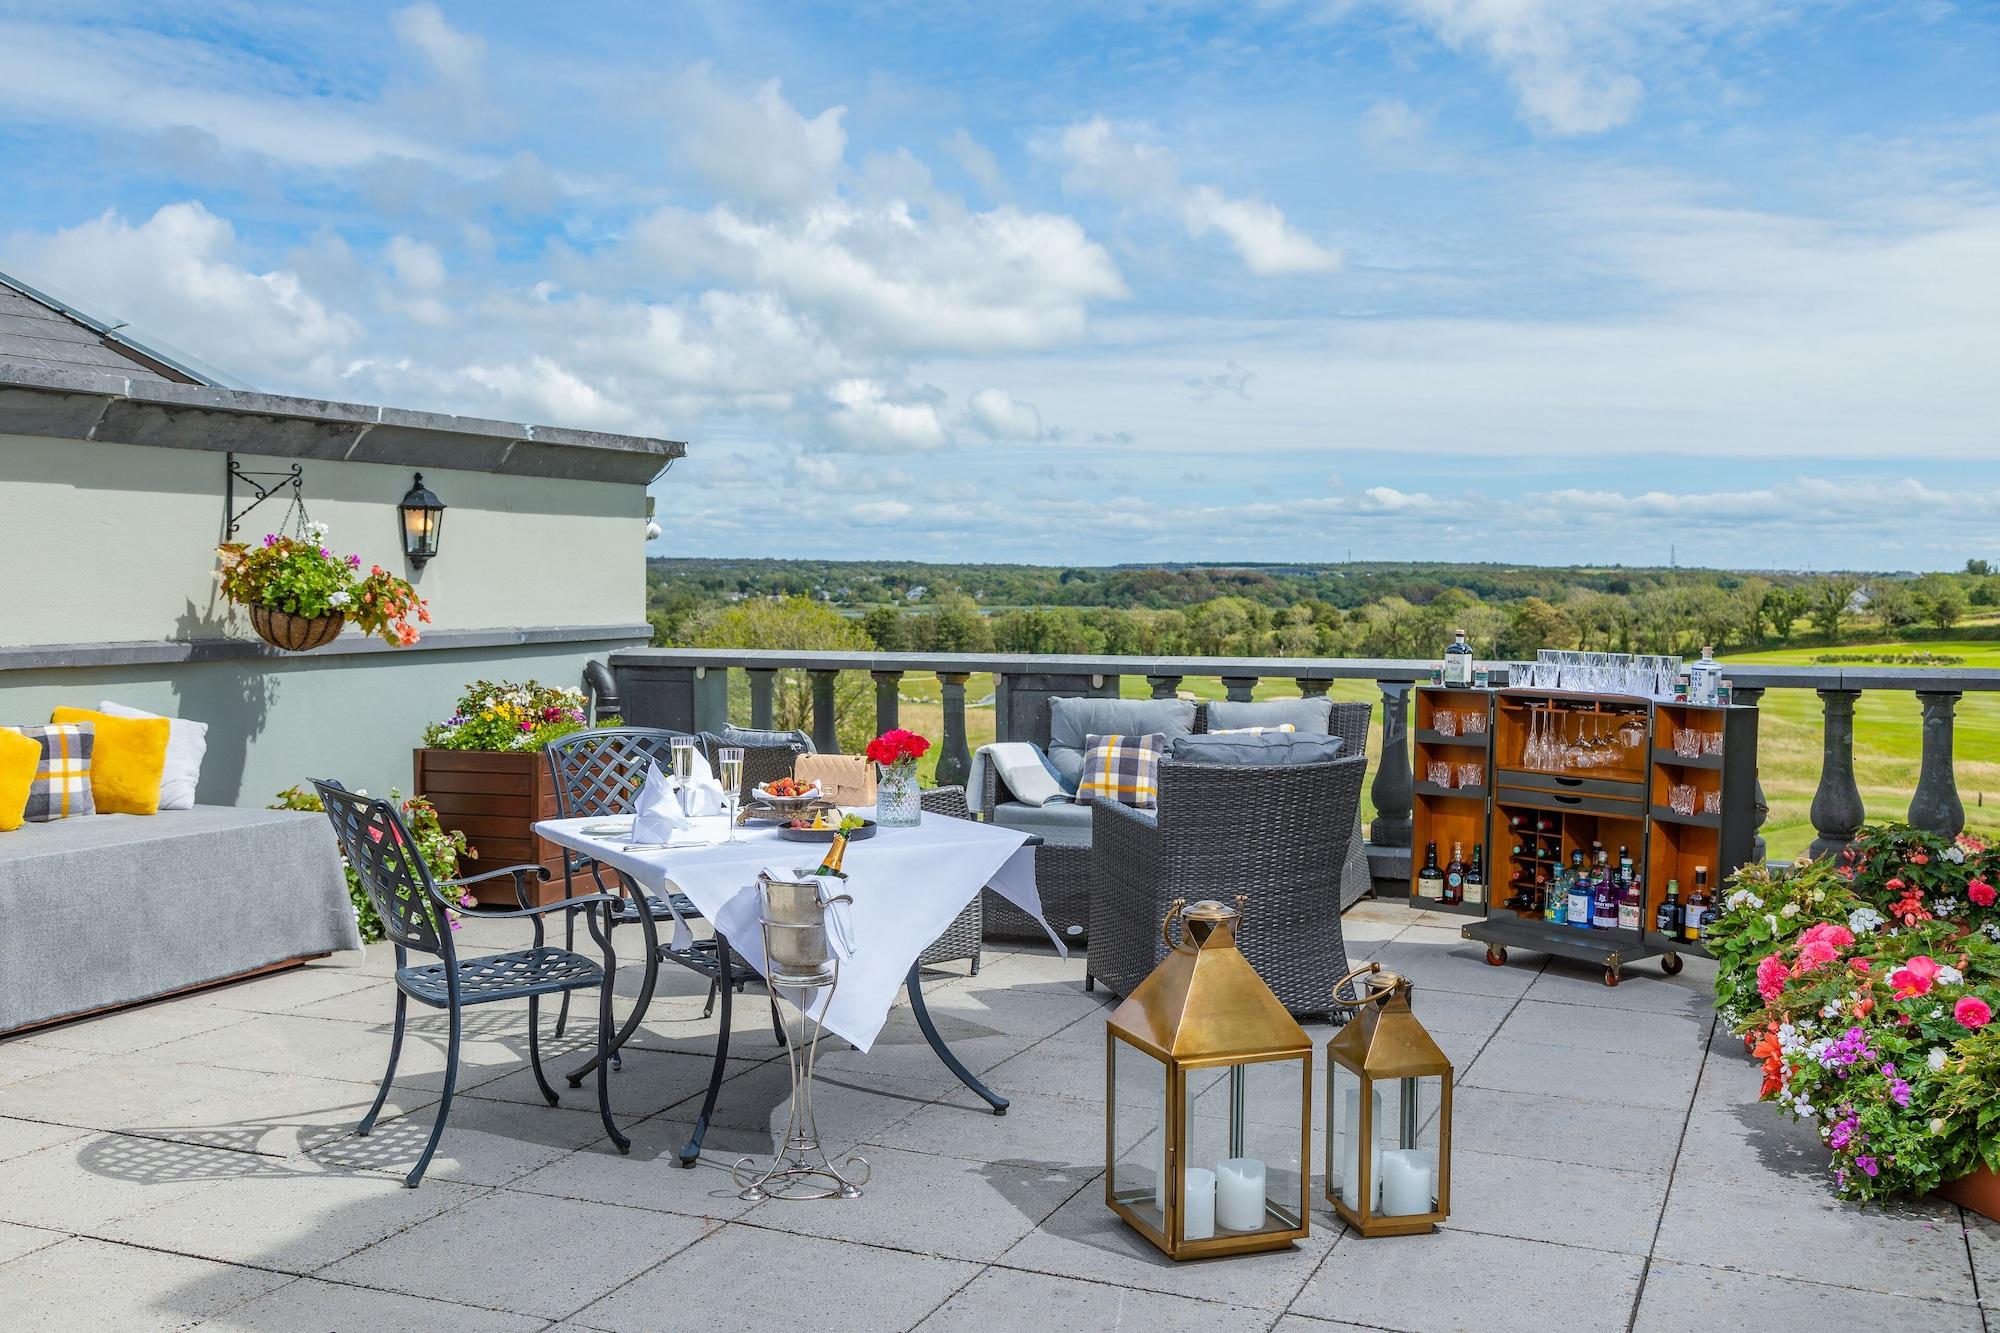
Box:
left=96, top=701, right=207, bottom=810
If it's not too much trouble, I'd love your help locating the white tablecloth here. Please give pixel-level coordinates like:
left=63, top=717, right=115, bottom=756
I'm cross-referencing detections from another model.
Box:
left=533, top=810, right=1061, bottom=1051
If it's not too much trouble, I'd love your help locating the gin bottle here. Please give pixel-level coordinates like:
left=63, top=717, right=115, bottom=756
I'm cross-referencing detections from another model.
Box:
left=1442, top=629, right=1474, bottom=687
left=1591, top=852, right=1619, bottom=930
left=1565, top=852, right=1593, bottom=929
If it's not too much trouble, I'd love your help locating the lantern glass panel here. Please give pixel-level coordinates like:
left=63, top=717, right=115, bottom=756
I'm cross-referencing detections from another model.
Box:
left=1108, top=1035, right=1168, bottom=1232
left=1330, top=1064, right=1444, bottom=1219
left=1181, top=1056, right=1304, bottom=1240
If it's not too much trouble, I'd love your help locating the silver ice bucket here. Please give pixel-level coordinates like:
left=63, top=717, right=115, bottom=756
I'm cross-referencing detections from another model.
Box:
left=759, top=871, right=844, bottom=987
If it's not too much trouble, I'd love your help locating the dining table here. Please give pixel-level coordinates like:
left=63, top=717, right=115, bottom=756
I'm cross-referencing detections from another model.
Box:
left=533, top=807, right=1064, bottom=1166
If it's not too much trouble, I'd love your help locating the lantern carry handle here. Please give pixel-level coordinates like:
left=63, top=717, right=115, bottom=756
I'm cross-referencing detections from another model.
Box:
left=1332, top=961, right=1387, bottom=1010
left=1161, top=898, right=1190, bottom=954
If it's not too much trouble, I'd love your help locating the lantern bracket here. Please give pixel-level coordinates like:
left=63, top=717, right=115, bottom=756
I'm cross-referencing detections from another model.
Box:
left=224, top=453, right=304, bottom=538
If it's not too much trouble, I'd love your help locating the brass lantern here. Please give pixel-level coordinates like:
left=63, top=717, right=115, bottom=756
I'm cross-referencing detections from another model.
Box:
left=1105, top=897, right=1312, bottom=1260
left=1326, top=963, right=1453, bottom=1237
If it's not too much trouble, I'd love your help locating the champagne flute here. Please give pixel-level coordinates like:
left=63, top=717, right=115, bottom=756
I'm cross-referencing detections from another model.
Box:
left=670, top=737, right=696, bottom=785
left=717, top=745, right=744, bottom=842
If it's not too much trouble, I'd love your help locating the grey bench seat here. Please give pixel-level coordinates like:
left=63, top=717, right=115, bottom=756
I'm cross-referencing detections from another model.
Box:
left=0, top=805, right=361, bottom=1034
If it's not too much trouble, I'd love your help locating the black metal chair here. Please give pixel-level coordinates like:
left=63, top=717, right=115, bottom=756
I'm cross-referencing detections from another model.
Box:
left=311, top=779, right=645, bottom=1188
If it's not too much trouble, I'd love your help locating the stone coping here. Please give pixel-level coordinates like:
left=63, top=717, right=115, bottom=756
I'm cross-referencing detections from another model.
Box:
left=0, top=623, right=652, bottom=672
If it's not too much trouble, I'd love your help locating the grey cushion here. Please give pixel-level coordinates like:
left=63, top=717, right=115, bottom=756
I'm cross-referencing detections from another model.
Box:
left=1047, top=697, right=1197, bottom=791
left=0, top=807, right=361, bottom=1033
left=1205, top=697, right=1334, bottom=734
left=714, top=725, right=814, bottom=753
left=990, top=798, right=1094, bottom=847
left=1169, top=732, right=1346, bottom=765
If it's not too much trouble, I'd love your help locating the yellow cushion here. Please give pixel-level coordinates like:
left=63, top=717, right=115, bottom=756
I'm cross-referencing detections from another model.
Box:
left=0, top=727, right=37, bottom=831
left=50, top=707, right=170, bottom=815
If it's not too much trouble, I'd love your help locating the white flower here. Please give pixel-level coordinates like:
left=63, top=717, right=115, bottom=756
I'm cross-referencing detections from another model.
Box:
left=1933, top=898, right=1959, bottom=917
left=1936, top=964, right=1964, bottom=986
left=1781, top=902, right=1801, bottom=918
left=1928, top=1047, right=1949, bottom=1073
left=1795, top=1099, right=1815, bottom=1118
left=1986, top=923, right=2000, bottom=942
left=1819, top=1003, right=1840, bottom=1018
left=1765, top=913, right=1781, bottom=937
left=304, top=520, right=330, bottom=544
left=328, top=590, right=351, bottom=607
left=1848, top=907, right=1885, bottom=934
left=1932, top=1116, right=1950, bottom=1135
left=1946, top=846, right=1966, bottom=864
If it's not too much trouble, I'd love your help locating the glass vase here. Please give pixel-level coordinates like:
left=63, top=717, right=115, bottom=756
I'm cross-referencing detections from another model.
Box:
left=876, top=761, right=922, bottom=827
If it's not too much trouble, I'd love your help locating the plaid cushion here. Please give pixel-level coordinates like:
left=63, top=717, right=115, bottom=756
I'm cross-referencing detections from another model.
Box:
left=1209, top=723, right=1297, bottom=736
left=1074, top=732, right=1164, bottom=810
left=5, top=722, right=95, bottom=821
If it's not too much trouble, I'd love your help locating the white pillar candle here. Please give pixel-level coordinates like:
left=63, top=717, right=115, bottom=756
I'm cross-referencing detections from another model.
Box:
left=1339, top=1085, right=1384, bottom=1211
left=1380, top=1148, right=1433, bottom=1217
left=1215, top=1156, right=1267, bottom=1231
left=1181, top=1167, right=1216, bottom=1241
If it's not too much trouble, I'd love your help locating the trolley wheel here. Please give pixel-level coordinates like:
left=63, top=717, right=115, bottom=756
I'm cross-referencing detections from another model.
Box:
left=1660, top=952, right=1685, bottom=976
left=1484, top=947, right=1508, bottom=967
left=1603, top=963, right=1623, bottom=988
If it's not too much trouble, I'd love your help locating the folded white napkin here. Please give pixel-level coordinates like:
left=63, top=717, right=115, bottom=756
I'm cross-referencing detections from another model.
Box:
left=629, top=762, right=696, bottom=844
left=680, top=747, right=728, bottom=817
left=763, top=867, right=858, bottom=961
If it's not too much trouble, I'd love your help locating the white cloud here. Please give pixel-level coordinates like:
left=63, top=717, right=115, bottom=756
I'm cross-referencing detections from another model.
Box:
left=461, top=355, right=638, bottom=431
left=849, top=499, right=916, bottom=524
left=1360, top=98, right=1429, bottom=145
left=666, top=64, right=847, bottom=211
left=965, top=387, right=1043, bottom=440
left=944, top=129, right=1009, bottom=200
left=9, top=201, right=359, bottom=385
left=1056, top=118, right=1340, bottom=275
left=387, top=236, right=447, bottom=291
left=825, top=378, right=947, bottom=452
left=392, top=3, right=486, bottom=87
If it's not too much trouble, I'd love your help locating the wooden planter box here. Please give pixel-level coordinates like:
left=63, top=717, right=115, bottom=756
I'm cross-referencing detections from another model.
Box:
left=412, top=748, right=568, bottom=907
left=1938, top=1163, right=2000, bottom=1223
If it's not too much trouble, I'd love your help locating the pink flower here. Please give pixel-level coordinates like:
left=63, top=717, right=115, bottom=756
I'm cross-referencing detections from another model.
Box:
left=1911, top=852, right=1930, bottom=866
left=1756, top=953, right=1789, bottom=1004
left=1955, top=996, right=1993, bottom=1030
left=1794, top=940, right=1839, bottom=974
left=1891, top=955, right=1942, bottom=998
left=1969, top=879, right=1996, bottom=907
left=1799, top=922, right=1855, bottom=951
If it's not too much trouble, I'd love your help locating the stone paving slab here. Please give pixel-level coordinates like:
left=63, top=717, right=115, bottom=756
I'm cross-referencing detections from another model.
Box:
left=1443, top=1147, right=1669, bottom=1254
left=0, top=1218, right=62, bottom=1266
left=1447, top=1086, right=1682, bottom=1175
left=1461, top=1034, right=1704, bottom=1110
left=195, top=1276, right=549, bottom=1331
left=0, top=1235, right=293, bottom=1331
left=1632, top=1258, right=1987, bottom=1332
left=916, top=1266, right=1274, bottom=1331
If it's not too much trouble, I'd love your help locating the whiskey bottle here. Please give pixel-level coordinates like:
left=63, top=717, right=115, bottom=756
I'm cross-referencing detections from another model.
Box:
left=1443, top=841, right=1466, bottom=906
left=1655, top=879, right=1682, bottom=936
left=1464, top=844, right=1486, bottom=907
left=1416, top=841, right=1445, bottom=904
left=1682, top=868, right=1710, bottom=943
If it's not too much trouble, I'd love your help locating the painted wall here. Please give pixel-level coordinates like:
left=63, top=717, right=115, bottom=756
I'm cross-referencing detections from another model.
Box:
left=0, top=640, right=636, bottom=806
left=0, top=434, right=646, bottom=646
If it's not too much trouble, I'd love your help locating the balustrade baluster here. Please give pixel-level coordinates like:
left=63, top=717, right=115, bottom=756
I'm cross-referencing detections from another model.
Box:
left=1220, top=676, right=1259, bottom=703
left=1730, top=685, right=1771, bottom=865
left=747, top=668, right=776, bottom=731
left=1147, top=674, right=1183, bottom=701
left=1295, top=679, right=1330, bottom=699
left=809, top=670, right=840, bottom=754
left=872, top=671, right=903, bottom=735
left=1909, top=690, right=1965, bottom=839
left=937, top=673, right=972, bottom=786
left=1808, top=688, right=1864, bottom=859
left=1370, top=681, right=1413, bottom=849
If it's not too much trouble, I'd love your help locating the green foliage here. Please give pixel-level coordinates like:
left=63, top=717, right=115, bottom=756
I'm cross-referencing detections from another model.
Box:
left=1808, top=574, right=1862, bottom=644
left=271, top=785, right=473, bottom=945
left=423, top=680, right=590, bottom=752
left=216, top=522, right=428, bottom=646
left=1913, top=573, right=1968, bottom=632
left=686, top=596, right=875, bottom=752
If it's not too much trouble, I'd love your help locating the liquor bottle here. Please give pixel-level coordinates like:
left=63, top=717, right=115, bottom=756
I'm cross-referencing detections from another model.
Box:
left=1416, top=841, right=1445, bottom=904
left=1617, top=866, right=1642, bottom=932
left=1656, top=879, right=1682, bottom=936
left=1565, top=852, right=1593, bottom=929
left=1443, top=841, right=1466, bottom=906
left=1464, top=844, right=1486, bottom=908
left=1682, top=867, right=1710, bottom=943
left=1545, top=862, right=1568, bottom=923
left=1591, top=852, right=1618, bottom=930
left=1442, top=629, right=1474, bottom=686
left=1688, top=646, right=1723, bottom=707
left=1693, top=866, right=1719, bottom=940
left=1617, top=845, right=1634, bottom=887
left=812, top=829, right=851, bottom=879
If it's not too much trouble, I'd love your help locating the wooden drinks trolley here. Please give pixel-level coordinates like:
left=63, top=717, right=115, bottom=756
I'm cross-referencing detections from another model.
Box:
left=1407, top=685, right=1758, bottom=986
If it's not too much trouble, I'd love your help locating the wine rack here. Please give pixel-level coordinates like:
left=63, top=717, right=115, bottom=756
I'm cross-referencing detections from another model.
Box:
left=1406, top=686, right=1760, bottom=985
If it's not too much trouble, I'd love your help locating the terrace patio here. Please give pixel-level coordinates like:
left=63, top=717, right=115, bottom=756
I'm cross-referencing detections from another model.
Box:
left=1, top=899, right=1992, bottom=1333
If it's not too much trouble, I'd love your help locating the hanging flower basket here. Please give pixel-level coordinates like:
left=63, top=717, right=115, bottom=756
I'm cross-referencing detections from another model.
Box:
left=250, top=605, right=346, bottom=652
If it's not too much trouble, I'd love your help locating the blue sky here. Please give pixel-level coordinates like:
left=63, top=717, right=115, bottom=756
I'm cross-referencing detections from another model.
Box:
left=3, top=1, right=1997, bottom=570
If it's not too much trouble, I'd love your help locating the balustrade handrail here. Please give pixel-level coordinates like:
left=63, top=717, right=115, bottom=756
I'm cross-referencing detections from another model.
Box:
left=608, top=647, right=2000, bottom=694
left=608, top=647, right=1998, bottom=859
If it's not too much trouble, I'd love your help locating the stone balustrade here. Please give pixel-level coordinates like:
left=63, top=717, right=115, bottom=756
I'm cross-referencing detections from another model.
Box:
left=608, top=649, right=2000, bottom=872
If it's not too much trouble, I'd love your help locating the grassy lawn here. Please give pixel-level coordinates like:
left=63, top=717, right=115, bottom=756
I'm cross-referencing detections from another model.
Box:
left=890, top=650, right=1998, bottom=863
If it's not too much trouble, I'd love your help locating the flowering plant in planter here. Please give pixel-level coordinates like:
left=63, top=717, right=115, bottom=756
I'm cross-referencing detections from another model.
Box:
left=271, top=785, right=474, bottom=944
left=422, top=679, right=591, bottom=752
left=1710, top=823, right=2000, bottom=1203
left=216, top=522, right=429, bottom=647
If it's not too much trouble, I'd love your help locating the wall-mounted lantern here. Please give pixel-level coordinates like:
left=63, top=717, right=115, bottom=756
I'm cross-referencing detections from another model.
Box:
left=399, top=473, right=445, bottom=567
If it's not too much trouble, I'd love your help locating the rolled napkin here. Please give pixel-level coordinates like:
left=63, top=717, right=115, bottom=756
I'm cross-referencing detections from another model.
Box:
left=680, top=746, right=729, bottom=817
left=629, top=762, right=697, bottom=845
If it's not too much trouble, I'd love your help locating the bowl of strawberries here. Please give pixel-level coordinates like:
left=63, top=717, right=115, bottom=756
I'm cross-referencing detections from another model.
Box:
left=752, top=775, right=822, bottom=811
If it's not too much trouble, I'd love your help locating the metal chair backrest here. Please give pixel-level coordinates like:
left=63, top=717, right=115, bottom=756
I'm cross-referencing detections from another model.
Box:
left=546, top=727, right=692, bottom=819
left=700, top=736, right=805, bottom=800
left=311, top=778, right=451, bottom=959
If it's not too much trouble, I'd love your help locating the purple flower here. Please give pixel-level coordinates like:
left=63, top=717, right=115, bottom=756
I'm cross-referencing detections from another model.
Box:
left=1889, top=1078, right=1911, bottom=1107
left=1828, top=1113, right=1862, bottom=1150
left=1856, top=1154, right=1879, bottom=1178
left=262, top=533, right=277, bottom=547
left=347, top=553, right=362, bottom=568
left=1819, top=1026, right=1877, bottom=1071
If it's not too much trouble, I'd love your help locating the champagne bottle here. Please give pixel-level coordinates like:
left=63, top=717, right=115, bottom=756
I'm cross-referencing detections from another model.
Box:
left=813, top=829, right=851, bottom=880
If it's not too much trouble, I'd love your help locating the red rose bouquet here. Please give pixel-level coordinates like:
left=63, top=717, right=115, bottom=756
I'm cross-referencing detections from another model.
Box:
left=866, top=728, right=931, bottom=771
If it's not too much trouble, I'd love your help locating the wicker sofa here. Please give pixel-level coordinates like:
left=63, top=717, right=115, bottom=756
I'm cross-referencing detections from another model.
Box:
left=1089, top=750, right=1369, bottom=1016
left=975, top=697, right=1372, bottom=945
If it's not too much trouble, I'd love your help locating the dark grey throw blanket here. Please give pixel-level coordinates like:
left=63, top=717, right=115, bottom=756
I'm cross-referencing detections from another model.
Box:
left=0, top=806, right=361, bottom=1032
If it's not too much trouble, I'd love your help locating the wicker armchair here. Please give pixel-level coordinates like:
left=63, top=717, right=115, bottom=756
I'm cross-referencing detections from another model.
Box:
left=915, top=786, right=982, bottom=973
left=1087, top=751, right=1367, bottom=1018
